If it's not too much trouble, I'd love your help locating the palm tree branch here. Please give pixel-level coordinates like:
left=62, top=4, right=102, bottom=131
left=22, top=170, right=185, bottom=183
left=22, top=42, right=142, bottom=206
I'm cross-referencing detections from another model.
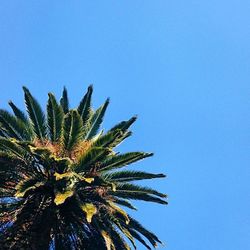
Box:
left=103, top=171, right=166, bottom=182
left=23, top=86, right=47, bottom=140
left=47, top=93, right=64, bottom=142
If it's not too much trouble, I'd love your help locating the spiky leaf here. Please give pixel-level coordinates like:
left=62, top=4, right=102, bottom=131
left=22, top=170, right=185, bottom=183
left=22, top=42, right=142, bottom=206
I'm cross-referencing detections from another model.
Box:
left=0, top=110, right=31, bottom=140
left=85, top=98, right=109, bottom=140
left=23, top=86, right=47, bottom=140
left=60, top=86, right=69, bottom=113
left=77, top=85, right=93, bottom=125
left=47, top=93, right=64, bottom=142
left=103, top=171, right=166, bottom=182
left=8, top=101, right=28, bottom=124
left=109, top=116, right=137, bottom=133
left=62, top=110, right=83, bottom=151
left=73, top=147, right=110, bottom=173
left=100, top=152, right=153, bottom=172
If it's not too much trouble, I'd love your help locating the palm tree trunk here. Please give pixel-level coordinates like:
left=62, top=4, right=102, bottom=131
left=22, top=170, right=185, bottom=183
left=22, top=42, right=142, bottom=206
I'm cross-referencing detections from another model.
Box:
left=0, top=194, right=55, bottom=250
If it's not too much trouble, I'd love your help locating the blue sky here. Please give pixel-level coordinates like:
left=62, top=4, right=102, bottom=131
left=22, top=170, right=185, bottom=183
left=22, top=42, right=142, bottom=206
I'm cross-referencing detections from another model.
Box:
left=0, top=1, right=249, bottom=249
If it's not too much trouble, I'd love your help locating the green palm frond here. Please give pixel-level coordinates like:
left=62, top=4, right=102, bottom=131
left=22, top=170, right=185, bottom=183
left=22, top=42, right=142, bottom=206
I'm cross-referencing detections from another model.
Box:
left=108, top=226, right=131, bottom=250
left=60, top=86, right=69, bottom=114
left=97, top=209, right=130, bottom=250
left=0, top=138, right=28, bottom=160
left=99, top=152, right=153, bottom=172
left=15, top=177, right=45, bottom=198
left=77, top=85, right=93, bottom=125
left=47, top=93, right=64, bottom=142
left=129, top=229, right=152, bottom=250
left=73, top=147, right=110, bottom=173
left=92, top=130, right=121, bottom=148
left=128, top=217, right=162, bottom=248
left=23, top=87, right=47, bottom=140
left=103, top=171, right=166, bottom=182
left=109, top=116, right=137, bottom=133
left=0, top=152, right=27, bottom=177
left=112, top=198, right=137, bottom=210
left=108, top=131, right=133, bottom=149
left=62, top=110, right=83, bottom=151
left=110, top=190, right=167, bottom=205
left=115, top=183, right=167, bottom=198
left=98, top=116, right=137, bottom=150
left=105, top=210, right=136, bottom=250
left=8, top=101, right=29, bottom=124
left=85, top=98, right=109, bottom=140
left=0, top=110, right=31, bottom=140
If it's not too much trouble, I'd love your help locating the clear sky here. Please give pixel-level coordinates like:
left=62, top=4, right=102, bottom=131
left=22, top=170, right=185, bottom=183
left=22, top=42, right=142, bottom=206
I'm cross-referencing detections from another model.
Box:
left=0, top=1, right=249, bottom=249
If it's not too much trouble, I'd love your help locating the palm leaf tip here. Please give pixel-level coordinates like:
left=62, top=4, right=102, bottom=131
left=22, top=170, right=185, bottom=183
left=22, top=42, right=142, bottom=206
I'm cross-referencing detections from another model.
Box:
left=128, top=217, right=163, bottom=247
left=60, top=86, right=69, bottom=113
left=99, top=152, right=154, bottom=172
left=103, top=171, right=166, bottom=182
left=110, top=115, right=138, bottom=133
left=62, top=109, right=83, bottom=151
left=8, top=101, right=28, bottom=123
left=77, top=84, right=93, bottom=122
left=23, top=86, right=47, bottom=140
left=47, top=92, right=64, bottom=142
left=85, top=98, right=110, bottom=140
left=115, top=183, right=167, bottom=198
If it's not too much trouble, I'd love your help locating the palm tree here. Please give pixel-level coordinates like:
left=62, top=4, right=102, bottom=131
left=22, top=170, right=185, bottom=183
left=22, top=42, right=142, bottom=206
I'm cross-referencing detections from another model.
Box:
left=0, top=86, right=167, bottom=250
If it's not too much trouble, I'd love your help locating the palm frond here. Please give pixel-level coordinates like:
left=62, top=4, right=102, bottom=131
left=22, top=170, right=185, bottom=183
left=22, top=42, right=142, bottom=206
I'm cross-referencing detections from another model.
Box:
left=0, top=152, right=27, bottom=177
left=15, top=177, right=45, bottom=198
left=109, top=116, right=137, bottom=133
left=112, top=198, right=137, bottom=210
left=73, top=147, right=110, bottom=173
left=115, top=183, right=167, bottom=198
left=60, top=86, right=69, bottom=114
left=128, top=217, right=162, bottom=248
left=103, top=171, right=166, bottom=182
left=85, top=98, right=109, bottom=140
left=110, top=183, right=167, bottom=204
left=99, top=209, right=135, bottom=250
left=77, top=85, right=93, bottom=125
left=23, top=86, right=47, bottom=140
left=92, top=130, right=124, bottom=149
left=0, top=110, right=31, bottom=141
left=0, top=138, right=29, bottom=161
left=110, top=191, right=167, bottom=205
left=0, top=160, right=20, bottom=192
left=95, top=116, right=137, bottom=151
left=47, top=93, right=64, bottom=142
left=99, top=152, right=153, bottom=172
left=8, top=101, right=28, bottom=123
left=108, top=226, right=131, bottom=250
left=62, top=110, right=83, bottom=151
left=108, top=131, right=133, bottom=149
left=111, top=217, right=136, bottom=249
left=128, top=229, right=152, bottom=250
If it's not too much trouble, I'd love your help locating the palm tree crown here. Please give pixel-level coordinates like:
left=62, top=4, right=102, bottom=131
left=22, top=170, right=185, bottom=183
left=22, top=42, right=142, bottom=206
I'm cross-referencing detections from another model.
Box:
left=0, top=86, right=167, bottom=250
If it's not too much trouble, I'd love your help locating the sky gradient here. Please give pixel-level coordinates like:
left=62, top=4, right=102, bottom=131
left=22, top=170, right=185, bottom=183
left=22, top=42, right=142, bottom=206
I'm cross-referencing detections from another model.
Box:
left=0, top=1, right=249, bottom=249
